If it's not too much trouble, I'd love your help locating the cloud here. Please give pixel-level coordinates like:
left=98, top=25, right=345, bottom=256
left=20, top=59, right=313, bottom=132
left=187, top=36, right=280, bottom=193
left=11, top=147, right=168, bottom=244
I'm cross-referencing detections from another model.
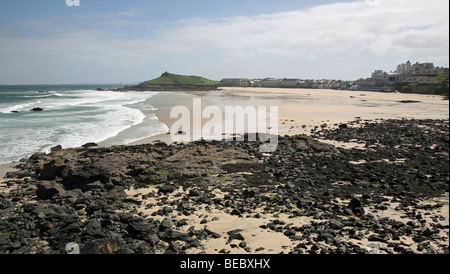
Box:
left=155, top=0, right=448, bottom=58
left=0, top=0, right=448, bottom=83
left=71, top=10, right=138, bottom=19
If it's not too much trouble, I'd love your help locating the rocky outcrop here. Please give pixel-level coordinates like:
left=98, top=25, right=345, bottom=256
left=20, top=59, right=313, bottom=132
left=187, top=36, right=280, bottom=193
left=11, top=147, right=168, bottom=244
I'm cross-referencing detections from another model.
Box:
left=117, top=85, right=220, bottom=92
left=0, top=119, right=448, bottom=254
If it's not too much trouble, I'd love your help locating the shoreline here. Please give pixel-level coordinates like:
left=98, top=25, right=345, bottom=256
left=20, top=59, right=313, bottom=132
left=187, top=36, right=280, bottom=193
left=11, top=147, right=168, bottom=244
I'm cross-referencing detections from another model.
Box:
left=2, top=87, right=449, bottom=171
left=0, top=162, right=18, bottom=180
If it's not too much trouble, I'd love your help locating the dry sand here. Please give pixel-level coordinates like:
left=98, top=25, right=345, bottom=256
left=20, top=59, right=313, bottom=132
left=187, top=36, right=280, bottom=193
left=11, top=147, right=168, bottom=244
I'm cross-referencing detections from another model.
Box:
left=221, top=87, right=449, bottom=136
left=130, top=87, right=449, bottom=145
left=123, top=185, right=449, bottom=254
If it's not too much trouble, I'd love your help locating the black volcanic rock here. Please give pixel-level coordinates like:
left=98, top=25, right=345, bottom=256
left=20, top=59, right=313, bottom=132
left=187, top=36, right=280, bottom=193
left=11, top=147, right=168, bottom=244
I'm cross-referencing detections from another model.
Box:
left=0, top=119, right=448, bottom=254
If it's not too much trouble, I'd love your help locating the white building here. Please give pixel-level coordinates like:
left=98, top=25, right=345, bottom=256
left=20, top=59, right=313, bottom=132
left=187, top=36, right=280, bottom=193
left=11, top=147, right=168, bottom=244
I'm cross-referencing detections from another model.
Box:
left=396, top=61, right=412, bottom=73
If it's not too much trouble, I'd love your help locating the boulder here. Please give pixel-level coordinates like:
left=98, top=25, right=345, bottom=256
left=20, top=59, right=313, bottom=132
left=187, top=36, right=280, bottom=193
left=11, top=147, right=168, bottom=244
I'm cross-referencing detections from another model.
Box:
left=50, top=145, right=63, bottom=152
left=36, top=181, right=65, bottom=200
left=82, top=142, right=98, bottom=148
left=329, top=220, right=344, bottom=229
left=67, top=165, right=110, bottom=189
left=126, top=222, right=155, bottom=240
left=39, top=159, right=72, bottom=180
left=159, top=218, right=174, bottom=231
left=348, top=198, right=365, bottom=215
left=158, top=184, right=176, bottom=194
left=189, top=189, right=202, bottom=197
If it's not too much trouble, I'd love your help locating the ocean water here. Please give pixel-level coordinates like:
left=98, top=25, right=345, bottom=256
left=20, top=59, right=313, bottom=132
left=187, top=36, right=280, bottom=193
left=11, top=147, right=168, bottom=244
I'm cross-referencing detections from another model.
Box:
left=0, top=85, right=169, bottom=164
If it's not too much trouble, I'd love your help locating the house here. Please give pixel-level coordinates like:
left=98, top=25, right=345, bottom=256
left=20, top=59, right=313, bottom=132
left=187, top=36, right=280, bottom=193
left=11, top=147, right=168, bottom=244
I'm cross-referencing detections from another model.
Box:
left=383, top=72, right=403, bottom=85
left=280, top=79, right=301, bottom=88
left=261, top=79, right=281, bottom=87
left=396, top=61, right=413, bottom=73
left=220, top=78, right=250, bottom=86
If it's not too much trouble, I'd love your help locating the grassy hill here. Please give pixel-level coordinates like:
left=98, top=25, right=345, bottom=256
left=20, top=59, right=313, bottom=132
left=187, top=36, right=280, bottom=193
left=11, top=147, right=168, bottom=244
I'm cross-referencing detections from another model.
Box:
left=139, top=72, right=222, bottom=87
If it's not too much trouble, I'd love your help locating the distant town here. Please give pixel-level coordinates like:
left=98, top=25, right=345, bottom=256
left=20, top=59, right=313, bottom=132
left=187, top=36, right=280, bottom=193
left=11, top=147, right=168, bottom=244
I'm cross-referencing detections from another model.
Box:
left=220, top=61, right=448, bottom=94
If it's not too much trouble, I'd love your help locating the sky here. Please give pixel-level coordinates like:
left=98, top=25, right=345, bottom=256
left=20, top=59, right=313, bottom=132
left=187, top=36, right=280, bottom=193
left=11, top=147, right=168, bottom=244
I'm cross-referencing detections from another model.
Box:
left=0, top=0, right=448, bottom=84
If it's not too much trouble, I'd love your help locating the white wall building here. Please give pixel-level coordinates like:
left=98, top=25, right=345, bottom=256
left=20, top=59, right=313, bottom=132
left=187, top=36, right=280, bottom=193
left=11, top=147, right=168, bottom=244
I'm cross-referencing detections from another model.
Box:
left=395, top=61, right=412, bottom=73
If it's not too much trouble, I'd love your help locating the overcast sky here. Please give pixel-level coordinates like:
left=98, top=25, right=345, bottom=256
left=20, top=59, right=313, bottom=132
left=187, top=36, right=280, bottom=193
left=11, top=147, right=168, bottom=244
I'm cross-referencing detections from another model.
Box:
left=0, top=0, right=448, bottom=84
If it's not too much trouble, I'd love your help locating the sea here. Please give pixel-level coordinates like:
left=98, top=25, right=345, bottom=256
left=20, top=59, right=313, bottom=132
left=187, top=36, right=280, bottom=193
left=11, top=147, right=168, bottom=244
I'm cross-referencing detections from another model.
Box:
left=0, top=85, right=169, bottom=164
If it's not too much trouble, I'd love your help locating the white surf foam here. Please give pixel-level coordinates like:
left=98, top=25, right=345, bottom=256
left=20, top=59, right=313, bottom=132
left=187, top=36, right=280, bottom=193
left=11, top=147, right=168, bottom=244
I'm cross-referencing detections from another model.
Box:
left=0, top=90, right=160, bottom=163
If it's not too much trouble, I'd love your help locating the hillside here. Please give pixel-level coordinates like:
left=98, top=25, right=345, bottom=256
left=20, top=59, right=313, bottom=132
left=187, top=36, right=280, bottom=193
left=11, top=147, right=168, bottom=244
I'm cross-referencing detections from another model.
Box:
left=141, top=72, right=221, bottom=87
left=118, top=72, right=222, bottom=91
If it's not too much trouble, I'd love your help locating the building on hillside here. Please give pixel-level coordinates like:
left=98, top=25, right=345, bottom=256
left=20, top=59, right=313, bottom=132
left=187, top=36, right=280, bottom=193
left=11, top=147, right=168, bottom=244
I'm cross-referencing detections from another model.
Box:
left=399, top=75, right=438, bottom=84
left=411, top=62, right=434, bottom=71
left=396, top=61, right=413, bottom=73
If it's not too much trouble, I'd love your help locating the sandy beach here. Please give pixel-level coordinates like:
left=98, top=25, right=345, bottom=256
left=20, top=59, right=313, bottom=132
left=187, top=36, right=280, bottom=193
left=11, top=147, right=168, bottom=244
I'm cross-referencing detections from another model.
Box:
left=130, top=87, right=449, bottom=145
left=0, top=162, right=18, bottom=181
left=0, top=88, right=448, bottom=255
left=96, top=88, right=450, bottom=254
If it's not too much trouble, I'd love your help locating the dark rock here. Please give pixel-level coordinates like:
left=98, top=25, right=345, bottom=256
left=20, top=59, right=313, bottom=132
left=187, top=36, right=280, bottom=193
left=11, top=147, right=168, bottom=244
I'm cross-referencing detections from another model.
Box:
left=36, top=181, right=65, bottom=200
left=50, top=145, right=63, bottom=152
left=127, top=222, right=155, bottom=240
left=31, top=107, right=44, bottom=112
left=4, top=170, right=32, bottom=179
left=348, top=198, right=363, bottom=209
left=82, top=142, right=98, bottom=148
left=39, top=159, right=72, bottom=180
left=368, top=234, right=389, bottom=243
left=239, top=241, right=247, bottom=248
left=329, top=220, right=344, bottom=229
left=230, top=209, right=242, bottom=216
left=348, top=198, right=365, bottom=215
left=204, top=228, right=221, bottom=239
left=189, top=189, right=202, bottom=197
left=399, top=100, right=421, bottom=104
left=158, top=184, right=176, bottom=194
left=67, top=165, right=109, bottom=189
left=283, top=229, right=296, bottom=237
left=82, top=181, right=104, bottom=192
left=227, top=229, right=245, bottom=243
left=84, top=218, right=106, bottom=238
left=1, top=118, right=448, bottom=254
left=159, top=218, right=174, bottom=230
left=169, top=231, right=188, bottom=241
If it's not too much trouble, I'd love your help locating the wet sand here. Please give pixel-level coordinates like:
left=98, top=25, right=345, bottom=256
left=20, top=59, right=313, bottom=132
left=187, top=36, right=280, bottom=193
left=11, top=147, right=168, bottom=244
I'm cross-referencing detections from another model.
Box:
left=0, top=162, right=18, bottom=180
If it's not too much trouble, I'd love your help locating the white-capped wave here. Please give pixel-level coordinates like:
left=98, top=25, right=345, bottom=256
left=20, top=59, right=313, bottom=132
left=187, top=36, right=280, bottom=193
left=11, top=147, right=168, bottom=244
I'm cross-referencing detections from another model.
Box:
left=0, top=90, right=159, bottom=163
left=0, top=101, right=37, bottom=113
